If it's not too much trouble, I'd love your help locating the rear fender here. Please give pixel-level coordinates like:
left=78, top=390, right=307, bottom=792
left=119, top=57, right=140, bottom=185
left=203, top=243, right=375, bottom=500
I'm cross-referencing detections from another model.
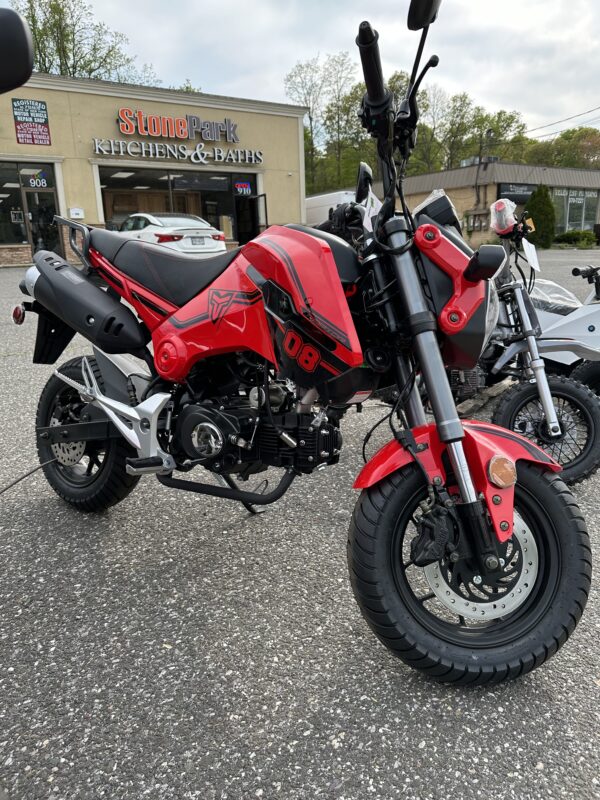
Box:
left=354, top=420, right=560, bottom=543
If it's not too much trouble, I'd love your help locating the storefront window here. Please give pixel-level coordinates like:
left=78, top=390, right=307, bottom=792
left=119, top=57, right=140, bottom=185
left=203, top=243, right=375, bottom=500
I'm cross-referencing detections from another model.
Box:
left=99, top=166, right=260, bottom=243
left=584, top=191, right=599, bottom=230
left=552, top=189, right=568, bottom=234
left=0, top=161, right=59, bottom=252
left=0, top=162, right=28, bottom=246
left=18, top=163, right=55, bottom=190
left=552, top=188, right=598, bottom=233
left=568, top=192, right=584, bottom=229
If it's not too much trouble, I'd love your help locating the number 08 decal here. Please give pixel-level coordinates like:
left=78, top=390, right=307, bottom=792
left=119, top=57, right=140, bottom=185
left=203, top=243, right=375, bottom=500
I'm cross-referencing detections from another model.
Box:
left=283, top=330, right=322, bottom=373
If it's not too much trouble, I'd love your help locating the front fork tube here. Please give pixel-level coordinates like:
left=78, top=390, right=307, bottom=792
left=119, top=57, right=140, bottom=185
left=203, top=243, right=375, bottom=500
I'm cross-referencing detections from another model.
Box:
left=513, top=286, right=561, bottom=437
left=384, top=220, right=479, bottom=506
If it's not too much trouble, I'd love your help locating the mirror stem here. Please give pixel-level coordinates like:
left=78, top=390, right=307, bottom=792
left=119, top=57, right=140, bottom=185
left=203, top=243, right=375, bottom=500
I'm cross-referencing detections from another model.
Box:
left=407, top=26, right=429, bottom=96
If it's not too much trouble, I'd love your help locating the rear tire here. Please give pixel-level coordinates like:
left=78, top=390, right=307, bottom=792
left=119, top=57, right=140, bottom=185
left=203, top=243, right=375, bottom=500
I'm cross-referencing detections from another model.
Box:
left=570, top=359, right=600, bottom=395
left=348, top=463, right=591, bottom=686
left=492, top=375, right=600, bottom=484
left=36, top=357, right=140, bottom=512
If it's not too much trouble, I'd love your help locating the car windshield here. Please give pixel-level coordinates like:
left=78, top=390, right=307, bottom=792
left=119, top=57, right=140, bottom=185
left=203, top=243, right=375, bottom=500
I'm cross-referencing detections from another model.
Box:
left=153, top=215, right=211, bottom=229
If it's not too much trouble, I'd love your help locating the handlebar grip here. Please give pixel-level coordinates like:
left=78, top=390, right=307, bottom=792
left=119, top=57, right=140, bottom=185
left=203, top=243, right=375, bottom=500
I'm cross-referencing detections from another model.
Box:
left=356, top=21, right=387, bottom=106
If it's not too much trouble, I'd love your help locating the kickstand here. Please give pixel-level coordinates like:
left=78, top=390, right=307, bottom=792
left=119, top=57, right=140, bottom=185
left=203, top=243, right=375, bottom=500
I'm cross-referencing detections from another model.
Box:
left=218, top=474, right=267, bottom=515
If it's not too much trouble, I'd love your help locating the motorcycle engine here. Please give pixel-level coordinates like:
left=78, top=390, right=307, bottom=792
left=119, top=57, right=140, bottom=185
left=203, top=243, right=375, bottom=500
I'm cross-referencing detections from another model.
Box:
left=449, top=367, right=486, bottom=401
left=172, top=397, right=342, bottom=475
left=173, top=403, right=252, bottom=464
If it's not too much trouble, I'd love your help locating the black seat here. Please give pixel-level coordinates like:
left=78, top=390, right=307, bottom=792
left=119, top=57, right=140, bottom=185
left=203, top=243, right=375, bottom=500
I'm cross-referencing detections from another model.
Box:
left=285, top=224, right=361, bottom=283
left=88, top=227, right=240, bottom=307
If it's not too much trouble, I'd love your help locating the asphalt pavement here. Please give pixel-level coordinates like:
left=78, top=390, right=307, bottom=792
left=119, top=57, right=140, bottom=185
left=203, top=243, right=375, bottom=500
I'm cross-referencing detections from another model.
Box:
left=0, top=258, right=599, bottom=800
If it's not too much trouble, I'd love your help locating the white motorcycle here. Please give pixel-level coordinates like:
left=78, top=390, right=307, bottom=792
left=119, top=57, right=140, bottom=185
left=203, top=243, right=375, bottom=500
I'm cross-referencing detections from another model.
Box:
left=531, top=266, right=600, bottom=392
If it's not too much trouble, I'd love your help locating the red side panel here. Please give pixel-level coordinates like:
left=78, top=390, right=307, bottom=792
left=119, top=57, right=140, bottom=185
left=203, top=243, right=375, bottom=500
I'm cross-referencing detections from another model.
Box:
left=354, top=420, right=560, bottom=543
left=414, top=224, right=485, bottom=335
left=151, top=251, right=276, bottom=382
left=89, top=225, right=363, bottom=386
left=150, top=225, right=363, bottom=382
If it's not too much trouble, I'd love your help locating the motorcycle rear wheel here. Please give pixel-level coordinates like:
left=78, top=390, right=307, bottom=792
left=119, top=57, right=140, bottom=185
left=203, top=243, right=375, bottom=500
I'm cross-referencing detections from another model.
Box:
left=492, top=375, right=600, bottom=484
left=347, top=463, right=591, bottom=686
left=36, top=356, right=140, bottom=512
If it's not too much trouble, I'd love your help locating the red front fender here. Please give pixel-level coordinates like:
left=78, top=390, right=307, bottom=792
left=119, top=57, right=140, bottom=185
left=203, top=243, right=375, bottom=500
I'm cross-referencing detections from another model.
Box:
left=354, top=420, right=561, bottom=543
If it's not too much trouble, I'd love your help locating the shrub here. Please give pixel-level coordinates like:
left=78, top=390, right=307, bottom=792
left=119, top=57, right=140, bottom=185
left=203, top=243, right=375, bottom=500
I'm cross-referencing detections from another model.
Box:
left=526, top=185, right=556, bottom=248
left=554, top=230, right=596, bottom=247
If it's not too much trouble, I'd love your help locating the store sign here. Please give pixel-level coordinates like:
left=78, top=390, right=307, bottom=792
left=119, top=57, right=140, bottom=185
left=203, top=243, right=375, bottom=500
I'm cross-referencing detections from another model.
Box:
left=12, top=99, right=51, bottom=146
left=92, top=138, right=263, bottom=165
left=235, top=180, right=252, bottom=195
left=498, top=182, right=537, bottom=203
left=117, top=108, right=240, bottom=142
left=92, top=105, right=263, bottom=166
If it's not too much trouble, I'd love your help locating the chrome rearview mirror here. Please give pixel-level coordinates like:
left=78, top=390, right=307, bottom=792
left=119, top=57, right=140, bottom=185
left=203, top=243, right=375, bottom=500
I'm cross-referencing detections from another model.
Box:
left=407, top=0, right=442, bottom=31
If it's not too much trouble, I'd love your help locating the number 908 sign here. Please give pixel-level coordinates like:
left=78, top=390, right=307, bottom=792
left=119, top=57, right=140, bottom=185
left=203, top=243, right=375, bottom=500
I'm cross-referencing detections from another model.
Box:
left=29, top=177, right=48, bottom=188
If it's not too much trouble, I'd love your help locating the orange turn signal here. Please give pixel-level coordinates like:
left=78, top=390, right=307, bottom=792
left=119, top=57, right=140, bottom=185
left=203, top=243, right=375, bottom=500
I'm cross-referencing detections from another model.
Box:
left=488, top=456, right=517, bottom=489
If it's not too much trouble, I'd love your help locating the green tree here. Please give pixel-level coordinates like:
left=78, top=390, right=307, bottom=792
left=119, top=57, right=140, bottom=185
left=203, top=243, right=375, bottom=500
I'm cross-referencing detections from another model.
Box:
left=176, top=79, right=202, bottom=94
left=439, top=93, right=475, bottom=169
left=526, top=185, right=556, bottom=248
left=11, top=0, right=158, bottom=84
left=552, top=127, right=600, bottom=169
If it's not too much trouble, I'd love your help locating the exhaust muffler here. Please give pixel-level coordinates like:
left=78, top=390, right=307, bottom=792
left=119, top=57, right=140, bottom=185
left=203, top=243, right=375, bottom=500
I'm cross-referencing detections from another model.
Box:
left=22, top=250, right=148, bottom=357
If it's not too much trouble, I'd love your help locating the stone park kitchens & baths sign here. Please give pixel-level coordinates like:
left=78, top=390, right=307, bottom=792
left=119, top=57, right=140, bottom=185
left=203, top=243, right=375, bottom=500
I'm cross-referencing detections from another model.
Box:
left=92, top=107, right=263, bottom=166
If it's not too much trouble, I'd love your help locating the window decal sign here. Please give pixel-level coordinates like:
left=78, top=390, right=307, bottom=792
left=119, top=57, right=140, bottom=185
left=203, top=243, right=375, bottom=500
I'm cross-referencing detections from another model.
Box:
left=12, top=99, right=51, bottom=146
left=235, top=181, right=252, bottom=195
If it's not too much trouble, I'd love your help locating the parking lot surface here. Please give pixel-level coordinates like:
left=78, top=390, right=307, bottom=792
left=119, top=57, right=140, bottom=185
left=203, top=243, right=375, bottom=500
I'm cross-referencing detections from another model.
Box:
left=0, top=258, right=599, bottom=800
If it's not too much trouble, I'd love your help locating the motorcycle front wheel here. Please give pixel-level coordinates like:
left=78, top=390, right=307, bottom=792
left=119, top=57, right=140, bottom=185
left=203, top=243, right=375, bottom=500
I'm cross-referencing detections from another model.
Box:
left=492, top=375, right=600, bottom=484
left=347, top=463, right=591, bottom=686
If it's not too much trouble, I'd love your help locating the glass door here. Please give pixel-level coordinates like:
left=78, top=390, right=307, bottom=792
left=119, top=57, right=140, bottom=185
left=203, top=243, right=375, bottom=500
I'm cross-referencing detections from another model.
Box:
left=22, top=189, right=62, bottom=255
left=234, top=194, right=268, bottom=244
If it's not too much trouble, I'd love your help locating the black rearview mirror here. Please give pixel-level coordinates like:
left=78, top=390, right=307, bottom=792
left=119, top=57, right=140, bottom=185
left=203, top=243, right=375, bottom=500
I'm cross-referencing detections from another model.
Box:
left=355, top=162, right=373, bottom=204
left=407, top=0, right=442, bottom=31
left=0, top=9, right=34, bottom=95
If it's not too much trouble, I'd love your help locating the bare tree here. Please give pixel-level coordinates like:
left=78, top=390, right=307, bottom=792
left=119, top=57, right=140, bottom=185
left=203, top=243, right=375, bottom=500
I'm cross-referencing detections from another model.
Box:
left=284, top=56, right=327, bottom=193
left=322, top=52, right=357, bottom=186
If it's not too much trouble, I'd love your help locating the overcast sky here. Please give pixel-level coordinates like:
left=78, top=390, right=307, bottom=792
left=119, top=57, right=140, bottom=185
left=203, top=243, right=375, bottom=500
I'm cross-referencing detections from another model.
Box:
left=6, top=0, right=600, bottom=134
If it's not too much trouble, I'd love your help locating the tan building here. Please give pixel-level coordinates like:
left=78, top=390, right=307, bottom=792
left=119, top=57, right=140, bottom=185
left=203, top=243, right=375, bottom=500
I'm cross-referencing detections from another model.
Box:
left=403, top=162, right=600, bottom=248
left=0, top=73, right=306, bottom=265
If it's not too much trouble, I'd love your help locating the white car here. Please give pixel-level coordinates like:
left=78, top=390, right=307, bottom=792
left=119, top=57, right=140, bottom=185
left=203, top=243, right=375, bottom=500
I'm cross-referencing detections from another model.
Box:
left=117, top=213, right=227, bottom=256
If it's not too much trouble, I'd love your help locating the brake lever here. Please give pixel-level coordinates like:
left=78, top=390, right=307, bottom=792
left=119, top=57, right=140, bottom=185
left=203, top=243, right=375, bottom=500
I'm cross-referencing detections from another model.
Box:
left=394, top=55, right=439, bottom=158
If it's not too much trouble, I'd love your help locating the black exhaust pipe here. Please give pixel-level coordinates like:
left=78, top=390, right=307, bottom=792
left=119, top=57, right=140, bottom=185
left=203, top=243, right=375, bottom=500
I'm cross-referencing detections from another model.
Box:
left=24, top=250, right=149, bottom=356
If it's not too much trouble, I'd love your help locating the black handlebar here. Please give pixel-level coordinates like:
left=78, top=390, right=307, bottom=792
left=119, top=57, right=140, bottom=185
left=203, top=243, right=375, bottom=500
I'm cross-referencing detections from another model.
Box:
left=572, top=265, right=600, bottom=278
left=356, top=21, right=388, bottom=107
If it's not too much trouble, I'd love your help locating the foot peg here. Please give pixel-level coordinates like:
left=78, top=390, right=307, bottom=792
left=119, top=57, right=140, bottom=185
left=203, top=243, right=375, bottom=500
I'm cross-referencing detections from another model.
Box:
left=126, top=456, right=170, bottom=475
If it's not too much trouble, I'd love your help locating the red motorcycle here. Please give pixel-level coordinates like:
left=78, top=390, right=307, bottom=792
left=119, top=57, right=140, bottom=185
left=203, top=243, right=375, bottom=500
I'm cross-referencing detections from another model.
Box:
left=15, top=0, right=591, bottom=685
